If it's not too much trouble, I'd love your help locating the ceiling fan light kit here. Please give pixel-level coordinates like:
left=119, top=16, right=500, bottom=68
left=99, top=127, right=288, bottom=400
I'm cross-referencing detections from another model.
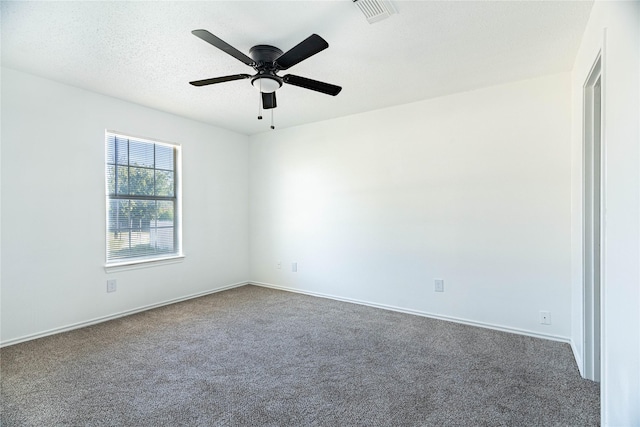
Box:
left=190, top=30, right=341, bottom=130
left=251, top=76, right=281, bottom=94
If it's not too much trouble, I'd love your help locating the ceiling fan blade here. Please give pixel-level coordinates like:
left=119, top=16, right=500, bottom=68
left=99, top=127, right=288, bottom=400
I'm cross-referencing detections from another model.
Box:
left=262, top=92, right=277, bottom=109
left=189, top=74, right=251, bottom=87
left=192, top=29, right=254, bottom=66
left=275, top=34, right=329, bottom=70
left=283, top=74, right=342, bottom=96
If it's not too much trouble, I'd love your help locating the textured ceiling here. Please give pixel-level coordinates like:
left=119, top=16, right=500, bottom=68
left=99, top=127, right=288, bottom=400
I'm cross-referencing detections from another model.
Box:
left=1, top=1, right=593, bottom=135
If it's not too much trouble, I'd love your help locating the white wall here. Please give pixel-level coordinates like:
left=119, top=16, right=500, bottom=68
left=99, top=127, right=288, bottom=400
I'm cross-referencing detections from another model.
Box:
left=0, top=67, right=250, bottom=345
left=250, top=73, right=572, bottom=340
left=570, top=1, right=640, bottom=425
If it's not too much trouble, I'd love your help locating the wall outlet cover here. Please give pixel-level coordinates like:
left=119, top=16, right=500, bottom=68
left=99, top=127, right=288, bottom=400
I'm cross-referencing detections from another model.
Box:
left=540, top=310, right=551, bottom=325
left=435, top=279, right=444, bottom=292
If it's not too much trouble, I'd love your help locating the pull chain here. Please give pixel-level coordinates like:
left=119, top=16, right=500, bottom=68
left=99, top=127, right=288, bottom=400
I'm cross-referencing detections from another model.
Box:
left=270, top=108, right=275, bottom=130
left=257, top=80, right=263, bottom=120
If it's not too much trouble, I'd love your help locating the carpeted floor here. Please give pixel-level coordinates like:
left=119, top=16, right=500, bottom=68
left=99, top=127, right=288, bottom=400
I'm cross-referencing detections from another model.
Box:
left=1, top=285, right=599, bottom=426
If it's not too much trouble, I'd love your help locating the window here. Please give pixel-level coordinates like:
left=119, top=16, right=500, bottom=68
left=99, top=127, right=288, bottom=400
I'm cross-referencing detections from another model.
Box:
left=105, top=132, right=182, bottom=265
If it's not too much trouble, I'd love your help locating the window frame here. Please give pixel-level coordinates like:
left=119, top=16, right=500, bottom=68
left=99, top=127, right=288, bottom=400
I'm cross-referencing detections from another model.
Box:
left=104, top=130, right=183, bottom=269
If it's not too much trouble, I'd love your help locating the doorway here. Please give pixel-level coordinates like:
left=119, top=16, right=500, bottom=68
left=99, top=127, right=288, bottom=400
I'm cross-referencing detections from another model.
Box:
left=583, top=55, right=602, bottom=383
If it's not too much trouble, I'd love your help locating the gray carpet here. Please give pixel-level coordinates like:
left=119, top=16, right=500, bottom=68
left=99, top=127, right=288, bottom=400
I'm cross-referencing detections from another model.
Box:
left=1, top=285, right=599, bottom=426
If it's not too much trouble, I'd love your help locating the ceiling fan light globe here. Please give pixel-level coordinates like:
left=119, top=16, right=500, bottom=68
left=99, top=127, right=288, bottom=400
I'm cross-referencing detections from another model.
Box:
left=252, top=77, right=281, bottom=93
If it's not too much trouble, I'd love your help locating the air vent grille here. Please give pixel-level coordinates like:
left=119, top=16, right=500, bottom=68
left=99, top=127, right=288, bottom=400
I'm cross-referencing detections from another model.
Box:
left=353, top=0, right=397, bottom=24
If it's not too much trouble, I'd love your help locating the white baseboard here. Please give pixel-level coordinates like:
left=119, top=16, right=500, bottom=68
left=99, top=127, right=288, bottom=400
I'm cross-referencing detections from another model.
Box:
left=250, top=281, right=572, bottom=344
left=0, top=281, right=249, bottom=348
left=570, top=339, right=585, bottom=377
left=2, top=280, right=572, bottom=349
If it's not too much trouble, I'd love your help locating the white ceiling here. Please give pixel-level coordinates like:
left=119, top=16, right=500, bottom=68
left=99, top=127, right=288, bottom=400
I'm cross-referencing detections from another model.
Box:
left=1, top=1, right=593, bottom=136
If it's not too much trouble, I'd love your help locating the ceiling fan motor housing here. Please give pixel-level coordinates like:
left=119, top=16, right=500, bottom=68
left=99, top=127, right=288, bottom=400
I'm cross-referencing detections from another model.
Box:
left=249, top=45, right=283, bottom=64
left=249, top=45, right=284, bottom=92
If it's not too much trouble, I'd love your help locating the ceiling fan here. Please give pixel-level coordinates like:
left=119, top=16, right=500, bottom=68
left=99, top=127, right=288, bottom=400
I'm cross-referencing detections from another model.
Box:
left=189, top=30, right=342, bottom=125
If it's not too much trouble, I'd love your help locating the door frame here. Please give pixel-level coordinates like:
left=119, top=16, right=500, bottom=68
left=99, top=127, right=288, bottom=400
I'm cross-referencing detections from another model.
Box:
left=582, top=51, right=604, bottom=383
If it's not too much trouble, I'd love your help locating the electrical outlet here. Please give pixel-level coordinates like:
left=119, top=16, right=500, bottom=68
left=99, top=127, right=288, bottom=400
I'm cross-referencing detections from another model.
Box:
left=292, top=262, right=297, bottom=272
left=434, top=279, right=444, bottom=292
left=540, top=310, right=551, bottom=325
left=276, top=261, right=281, bottom=270
left=106, top=279, right=117, bottom=293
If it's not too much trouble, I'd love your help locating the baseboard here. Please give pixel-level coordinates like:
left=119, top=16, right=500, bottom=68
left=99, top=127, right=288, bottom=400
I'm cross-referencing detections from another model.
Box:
left=571, top=339, right=585, bottom=377
left=3, top=280, right=571, bottom=348
left=250, top=281, right=571, bottom=344
left=0, top=281, right=249, bottom=348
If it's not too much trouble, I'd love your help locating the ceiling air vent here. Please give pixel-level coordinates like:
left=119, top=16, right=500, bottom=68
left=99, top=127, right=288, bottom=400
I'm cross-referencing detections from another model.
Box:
left=353, top=0, right=397, bottom=24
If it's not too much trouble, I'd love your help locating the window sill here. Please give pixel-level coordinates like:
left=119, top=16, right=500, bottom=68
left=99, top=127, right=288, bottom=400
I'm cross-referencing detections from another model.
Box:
left=104, top=255, right=185, bottom=273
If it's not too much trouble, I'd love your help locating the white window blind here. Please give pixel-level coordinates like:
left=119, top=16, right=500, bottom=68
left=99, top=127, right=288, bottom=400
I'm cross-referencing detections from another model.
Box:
left=105, top=132, right=181, bottom=263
